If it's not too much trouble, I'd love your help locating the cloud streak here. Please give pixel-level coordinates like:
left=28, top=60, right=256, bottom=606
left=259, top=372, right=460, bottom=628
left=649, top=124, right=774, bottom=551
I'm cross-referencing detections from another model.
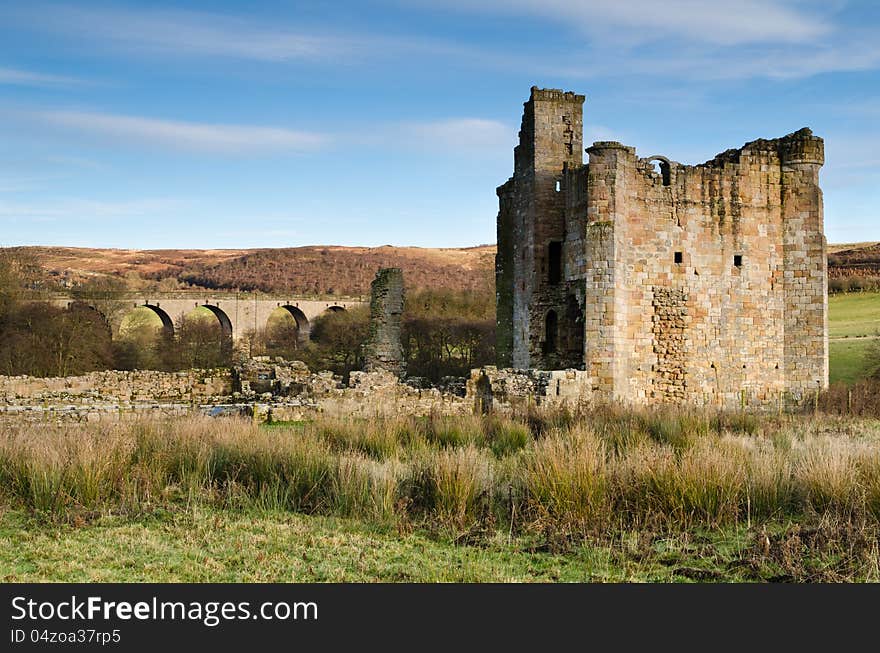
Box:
left=4, top=4, right=346, bottom=62
left=3, top=2, right=872, bottom=83
left=0, top=197, right=187, bottom=222
left=393, top=118, right=512, bottom=151
left=0, top=66, right=83, bottom=88
left=38, top=110, right=328, bottom=154
left=4, top=4, right=467, bottom=64
left=424, top=0, right=830, bottom=46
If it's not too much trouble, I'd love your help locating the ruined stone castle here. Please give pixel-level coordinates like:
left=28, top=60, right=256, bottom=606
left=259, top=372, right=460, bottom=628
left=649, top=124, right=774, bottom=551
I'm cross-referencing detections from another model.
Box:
left=495, top=87, right=827, bottom=407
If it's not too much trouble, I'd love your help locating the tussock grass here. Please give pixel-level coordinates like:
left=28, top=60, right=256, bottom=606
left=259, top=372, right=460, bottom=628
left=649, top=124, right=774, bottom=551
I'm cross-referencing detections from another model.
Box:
left=523, top=426, right=609, bottom=536
left=2, top=409, right=880, bottom=548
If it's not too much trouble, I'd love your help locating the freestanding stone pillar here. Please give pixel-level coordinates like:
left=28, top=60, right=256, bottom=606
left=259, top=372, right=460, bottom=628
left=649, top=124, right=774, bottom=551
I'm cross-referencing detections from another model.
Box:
left=364, top=267, right=405, bottom=378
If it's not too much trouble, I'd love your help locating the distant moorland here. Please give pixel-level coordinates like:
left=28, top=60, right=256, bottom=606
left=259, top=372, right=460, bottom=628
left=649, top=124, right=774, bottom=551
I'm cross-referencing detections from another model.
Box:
left=19, top=245, right=496, bottom=296
left=12, top=241, right=879, bottom=297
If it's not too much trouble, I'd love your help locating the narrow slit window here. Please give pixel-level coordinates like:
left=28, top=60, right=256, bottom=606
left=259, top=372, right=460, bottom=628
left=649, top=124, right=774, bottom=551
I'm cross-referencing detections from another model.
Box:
left=674, top=251, right=683, bottom=265
left=734, top=254, right=743, bottom=268
left=545, top=310, right=558, bottom=354
left=548, top=241, right=563, bottom=285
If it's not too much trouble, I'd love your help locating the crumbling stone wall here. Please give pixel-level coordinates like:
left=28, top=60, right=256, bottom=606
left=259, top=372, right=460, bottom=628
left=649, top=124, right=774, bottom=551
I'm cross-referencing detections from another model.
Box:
left=0, top=364, right=470, bottom=423
left=0, top=369, right=234, bottom=423
left=0, top=369, right=232, bottom=405
left=467, top=366, right=592, bottom=413
left=364, top=267, right=406, bottom=378
left=496, top=87, right=827, bottom=409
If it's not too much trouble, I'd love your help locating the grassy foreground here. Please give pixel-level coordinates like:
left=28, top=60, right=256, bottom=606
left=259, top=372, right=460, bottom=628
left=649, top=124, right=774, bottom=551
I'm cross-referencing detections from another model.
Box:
left=2, top=410, right=880, bottom=582
left=4, top=506, right=873, bottom=583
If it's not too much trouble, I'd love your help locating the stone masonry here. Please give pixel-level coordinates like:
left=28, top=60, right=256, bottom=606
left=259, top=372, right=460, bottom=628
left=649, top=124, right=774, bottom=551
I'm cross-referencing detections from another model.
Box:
left=496, top=87, right=827, bottom=409
left=0, top=365, right=588, bottom=423
left=364, top=267, right=406, bottom=378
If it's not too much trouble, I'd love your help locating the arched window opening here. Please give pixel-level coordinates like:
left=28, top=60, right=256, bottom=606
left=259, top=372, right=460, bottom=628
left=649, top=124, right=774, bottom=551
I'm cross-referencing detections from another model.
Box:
left=647, top=156, right=672, bottom=186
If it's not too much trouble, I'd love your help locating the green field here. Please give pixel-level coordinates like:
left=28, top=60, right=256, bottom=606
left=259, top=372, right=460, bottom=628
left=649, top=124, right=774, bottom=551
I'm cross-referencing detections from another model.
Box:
left=829, top=292, right=880, bottom=384
left=0, top=508, right=868, bottom=583
left=829, top=339, right=876, bottom=384
left=829, top=292, right=880, bottom=338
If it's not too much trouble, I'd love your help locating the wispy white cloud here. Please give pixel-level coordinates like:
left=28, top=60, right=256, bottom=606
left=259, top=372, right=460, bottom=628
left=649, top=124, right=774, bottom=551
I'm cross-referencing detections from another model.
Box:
left=602, top=36, right=880, bottom=81
left=0, top=66, right=83, bottom=87
left=3, top=3, right=472, bottom=64
left=394, top=118, right=512, bottom=151
left=2, top=2, right=869, bottom=82
left=38, top=110, right=327, bottom=154
left=414, top=0, right=878, bottom=81
left=0, top=176, right=59, bottom=193
left=422, top=0, right=830, bottom=46
left=3, top=4, right=344, bottom=61
left=0, top=197, right=188, bottom=222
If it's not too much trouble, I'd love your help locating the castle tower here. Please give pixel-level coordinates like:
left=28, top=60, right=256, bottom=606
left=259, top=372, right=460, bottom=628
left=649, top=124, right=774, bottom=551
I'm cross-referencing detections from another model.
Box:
left=780, top=129, right=827, bottom=395
left=496, top=87, right=585, bottom=369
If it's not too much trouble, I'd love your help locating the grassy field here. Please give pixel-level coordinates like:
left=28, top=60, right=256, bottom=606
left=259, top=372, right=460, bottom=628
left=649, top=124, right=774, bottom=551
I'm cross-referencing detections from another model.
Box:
left=829, top=340, right=876, bottom=385
left=3, top=411, right=880, bottom=582
left=828, top=291, right=880, bottom=384
left=829, top=292, right=880, bottom=338
left=3, top=506, right=868, bottom=583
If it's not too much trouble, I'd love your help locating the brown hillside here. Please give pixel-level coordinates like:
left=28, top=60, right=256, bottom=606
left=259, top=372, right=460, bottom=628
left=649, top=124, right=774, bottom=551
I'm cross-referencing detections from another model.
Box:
left=828, top=243, right=880, bottom=278
left=18, top=241, right=874, bottom=296
left=22, top=245, right=496, bottom=296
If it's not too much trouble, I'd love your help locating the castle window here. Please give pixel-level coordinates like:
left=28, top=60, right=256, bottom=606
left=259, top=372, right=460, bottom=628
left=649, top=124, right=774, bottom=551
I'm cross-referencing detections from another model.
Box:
left=674, top=251, right=683, bottom=265
left=548, top=241, right=563, bottom=285
left=734, top=254, right=743, bottom=268
left=659, top=162, right=671, bottom=186
left=648, top=157, right=671, bottom=186
left=545, top=310, right=558, bottom=354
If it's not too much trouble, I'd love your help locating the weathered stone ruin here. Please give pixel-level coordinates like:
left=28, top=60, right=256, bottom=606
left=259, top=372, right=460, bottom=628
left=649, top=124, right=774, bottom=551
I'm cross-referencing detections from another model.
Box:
left=364, top=267, right=406, bottom=378
left=0, top=364, right=599, bottom=423
left=496, top=87, right=827, bottom=408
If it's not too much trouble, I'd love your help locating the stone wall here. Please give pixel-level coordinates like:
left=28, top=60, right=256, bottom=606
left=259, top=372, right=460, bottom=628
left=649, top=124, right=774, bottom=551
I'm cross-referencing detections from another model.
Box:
left=0, top=369, right=232, bottom=405
left=0, top=369, right=234, bottom=423
left=364, top=267, right=406, bottom=378
left=0, top=364, right=473, bottom=423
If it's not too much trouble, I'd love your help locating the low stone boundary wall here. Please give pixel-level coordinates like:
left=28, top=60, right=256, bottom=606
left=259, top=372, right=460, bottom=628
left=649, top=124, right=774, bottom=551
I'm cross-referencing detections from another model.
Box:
left=0, top=370, right=233, bottom=406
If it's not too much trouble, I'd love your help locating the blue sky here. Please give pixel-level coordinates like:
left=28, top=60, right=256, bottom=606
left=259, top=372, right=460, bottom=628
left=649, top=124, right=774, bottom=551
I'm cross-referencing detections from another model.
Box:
left=0, top=0, right=878, bottom=248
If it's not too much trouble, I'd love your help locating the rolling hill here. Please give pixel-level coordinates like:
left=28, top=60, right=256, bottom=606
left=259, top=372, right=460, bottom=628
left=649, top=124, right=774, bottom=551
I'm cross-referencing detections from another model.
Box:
left=23, top=245, right=496, bottom=297
left=16, top=240, right=876, bottom=297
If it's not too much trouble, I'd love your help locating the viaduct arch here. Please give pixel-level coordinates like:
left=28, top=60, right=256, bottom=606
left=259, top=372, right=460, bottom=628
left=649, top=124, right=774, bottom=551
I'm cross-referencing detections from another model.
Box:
left=50, top=293, right=363, bottom=343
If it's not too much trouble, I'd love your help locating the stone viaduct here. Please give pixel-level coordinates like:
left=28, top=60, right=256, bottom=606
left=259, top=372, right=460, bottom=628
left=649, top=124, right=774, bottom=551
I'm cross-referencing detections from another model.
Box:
left=46, top=292, right=367, bottom=344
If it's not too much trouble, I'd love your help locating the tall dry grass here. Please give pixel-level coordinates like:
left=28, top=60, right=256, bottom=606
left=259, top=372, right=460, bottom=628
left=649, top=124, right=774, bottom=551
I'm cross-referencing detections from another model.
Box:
left=1, top=408, right=879, bottom=542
